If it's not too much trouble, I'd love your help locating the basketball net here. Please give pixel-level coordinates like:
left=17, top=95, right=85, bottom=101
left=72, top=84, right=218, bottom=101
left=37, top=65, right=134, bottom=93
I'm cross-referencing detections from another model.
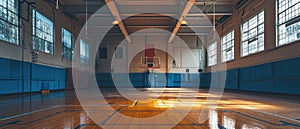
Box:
left=148, top=67, right=153, bottom=73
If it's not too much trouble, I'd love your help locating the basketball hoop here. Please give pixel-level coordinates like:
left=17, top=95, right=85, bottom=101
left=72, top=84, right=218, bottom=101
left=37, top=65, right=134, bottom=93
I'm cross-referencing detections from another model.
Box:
left=141, top=57, right=160, bottom=69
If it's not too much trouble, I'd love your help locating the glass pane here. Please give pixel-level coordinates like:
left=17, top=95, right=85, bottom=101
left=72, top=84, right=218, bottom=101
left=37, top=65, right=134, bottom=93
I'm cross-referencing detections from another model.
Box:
left=115, top=47, right=123, bottom=59
left=241, top=11, right=264, bottom=56
left=277, top=0, right=300, bottom=45
left=0, top=0, right=18, bottom=44
left=100, top=47, right=108, bottom=59
left=208, top=43, right=217, bottom=66
left=80, top=40, right=89, bottom=64
left=222, top=30, right=234, bottom=62
left=62, top=27, right=74, bottom=60
left=32, top=9, right=54, bottom=53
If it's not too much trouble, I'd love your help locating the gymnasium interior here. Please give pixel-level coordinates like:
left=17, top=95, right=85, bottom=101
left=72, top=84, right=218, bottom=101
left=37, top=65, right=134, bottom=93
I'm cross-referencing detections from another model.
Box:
left=0, top=0, right=300, bottom=128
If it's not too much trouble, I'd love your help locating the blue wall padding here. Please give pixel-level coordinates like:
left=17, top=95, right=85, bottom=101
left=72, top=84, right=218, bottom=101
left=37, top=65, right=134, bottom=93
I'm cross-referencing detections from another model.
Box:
left=0, top=57, right=66, bottom=94
left=96, top=57, right=300, bottom=94
left=1, top=56, right=300, bottom=95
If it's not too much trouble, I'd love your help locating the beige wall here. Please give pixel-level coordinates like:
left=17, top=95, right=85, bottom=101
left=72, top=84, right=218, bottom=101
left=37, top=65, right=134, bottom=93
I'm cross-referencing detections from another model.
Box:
left=0, top=0, right=81, bottom=68
left=4, top=0, right=297, bottom=73
left=96, top=35, right=205, bottom=73
left=206, top=0, right=300, bottom=72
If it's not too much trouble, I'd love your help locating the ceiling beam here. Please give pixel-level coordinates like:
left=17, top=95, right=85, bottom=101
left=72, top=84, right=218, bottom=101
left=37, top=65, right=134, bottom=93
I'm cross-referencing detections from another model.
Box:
left=109, top=0, right=232, bottom=6
left=73, top=13, right=232, bottom=17
left=195, top=1, right=233, bottom=5
left=62, top=4, right=233, bottom=16
left=86, top=25, right=214, bottom=28
left=103, top=32, right=209, bottom=36
left=168, top=0, right=195, bottom=44
left=115, top=0, right=179, bottom=5
left=105, top=0, right=132, bottom=43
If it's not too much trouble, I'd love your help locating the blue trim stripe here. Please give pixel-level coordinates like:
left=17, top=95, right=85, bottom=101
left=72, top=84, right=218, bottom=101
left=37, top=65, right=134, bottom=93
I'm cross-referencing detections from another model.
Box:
left=97, top=57, right=300, bottom=94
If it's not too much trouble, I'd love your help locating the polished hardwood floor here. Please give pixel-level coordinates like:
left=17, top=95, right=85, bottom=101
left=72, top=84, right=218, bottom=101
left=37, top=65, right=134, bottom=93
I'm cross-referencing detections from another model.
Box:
left=0, top=88, right=299, bottom=129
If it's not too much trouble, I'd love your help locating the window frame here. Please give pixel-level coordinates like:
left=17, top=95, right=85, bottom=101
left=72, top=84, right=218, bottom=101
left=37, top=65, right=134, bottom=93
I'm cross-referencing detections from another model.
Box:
left=32, top=9, right=55, bottom=55
left=114, top=46, right=123, bottom=59
left=0, top=0, right=19, bottom=45
left=207, top=42, right=217, bottom=67
left=276, top=0, right=300, bottom=46
left=61, top=28, right=75, bottom=60
left=80, top=39, right=90, bottom=64
left=99, top=46, right=108, bottom=59
left=221, top=30, right=235, bottom=62
left=240, top=10, right=265, bottom=57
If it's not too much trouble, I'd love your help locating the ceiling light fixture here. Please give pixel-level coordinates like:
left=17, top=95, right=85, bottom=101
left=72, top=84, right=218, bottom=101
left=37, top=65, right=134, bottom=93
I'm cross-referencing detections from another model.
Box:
left=112, top=20, right=119, bottom=25
left=181, top=20, right=188, bottom=25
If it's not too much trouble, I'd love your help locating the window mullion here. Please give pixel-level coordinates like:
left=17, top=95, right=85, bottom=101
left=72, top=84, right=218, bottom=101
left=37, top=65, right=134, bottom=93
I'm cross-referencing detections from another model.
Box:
left=256, top=15, right=259, bottom=50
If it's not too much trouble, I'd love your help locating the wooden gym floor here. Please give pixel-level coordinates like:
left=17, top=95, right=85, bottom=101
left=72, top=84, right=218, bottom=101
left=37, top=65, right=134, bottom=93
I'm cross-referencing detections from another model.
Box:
left=0, top=88, right=299, bottom=129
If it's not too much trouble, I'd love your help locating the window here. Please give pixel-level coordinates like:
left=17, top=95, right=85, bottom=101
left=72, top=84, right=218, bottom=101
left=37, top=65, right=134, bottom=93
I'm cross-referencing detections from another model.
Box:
left=32, top=9, right=54, bottom=54
left=62, top=28, right=74, bottom=60
left=277, top=0, right=300, bottom=46
left=208, top=42, right=217, bottom=66
left=222, top=30, right=234, bottom=62
left=241, top=11, right=264, bottom=57
left=115, top=47, right=123, bottom=59
left=0, top=0, right=18, bottom=44
left=80, top=39, right=89, bottom=64
left=99, top=47, right=108, bottom=59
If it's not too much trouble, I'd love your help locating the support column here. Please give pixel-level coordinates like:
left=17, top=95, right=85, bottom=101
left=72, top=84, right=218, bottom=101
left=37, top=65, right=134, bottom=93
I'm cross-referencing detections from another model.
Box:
left=264, top=0, right=277, bottom=50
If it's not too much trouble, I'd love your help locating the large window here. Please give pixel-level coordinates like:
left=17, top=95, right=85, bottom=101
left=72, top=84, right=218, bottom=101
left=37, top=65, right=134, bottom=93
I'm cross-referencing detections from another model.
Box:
left=222, top=30, right=234, bottom=62
left=62, top=28, right=74, bottom=60
left=99, top=47, right=108, bottom=59
left=115, top=47, right=123, bottom=59
left=278, top=0, right=300, bottom=46
left=0, top=0, right=18, bottom=44
left=32, top=9, right=54, bottom=54
left=241, top=11, right=264, bottom=57
left=208, top=42, right=217, bottom=66
left=80, top=39, right=89, bottom=64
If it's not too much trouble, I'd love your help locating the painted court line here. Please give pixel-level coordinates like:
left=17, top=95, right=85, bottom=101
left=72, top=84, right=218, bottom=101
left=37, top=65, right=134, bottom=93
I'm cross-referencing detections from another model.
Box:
left=0, top=104, right=119, bottom=122
left=1, top=104, right=299, bottom=125
left=101, top=107, right=125, bottom=125
left=0, top=105, right=61, bottom=122
left=250, top=109, right=300, bottom=123
left=226, top=92, right=300, bottom=106
left=0, top=120, right=21, bottom=128
left=233, top=104, right=300, bottom=123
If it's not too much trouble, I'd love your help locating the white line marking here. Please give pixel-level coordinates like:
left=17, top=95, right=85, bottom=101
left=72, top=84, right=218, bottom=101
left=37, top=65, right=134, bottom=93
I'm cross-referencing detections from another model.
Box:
left=252, top=110, right=300, bottom=123
left=0, top=105, right=61, bottom=121
left=0, top=104, right=124, bottom=122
